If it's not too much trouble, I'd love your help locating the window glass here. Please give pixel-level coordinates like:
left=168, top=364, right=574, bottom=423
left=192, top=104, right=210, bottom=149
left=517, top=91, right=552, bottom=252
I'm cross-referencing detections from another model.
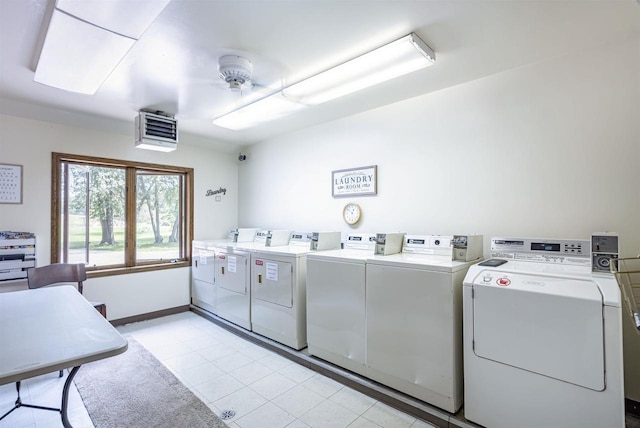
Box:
left=136, top=171, right=183, bottom=262
left=52, top=153, right=193, bottom=274
left=65, top=164, right=126, bottom=266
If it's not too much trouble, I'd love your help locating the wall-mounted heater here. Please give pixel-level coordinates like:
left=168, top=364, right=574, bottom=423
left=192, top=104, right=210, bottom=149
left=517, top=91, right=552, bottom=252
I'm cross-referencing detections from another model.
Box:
left=135, top=111, right=178, bottom=152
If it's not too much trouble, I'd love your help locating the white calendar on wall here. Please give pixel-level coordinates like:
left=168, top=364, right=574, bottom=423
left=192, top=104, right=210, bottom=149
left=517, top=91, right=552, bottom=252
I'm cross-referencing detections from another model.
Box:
left=0, top=164, right=22, bottom=204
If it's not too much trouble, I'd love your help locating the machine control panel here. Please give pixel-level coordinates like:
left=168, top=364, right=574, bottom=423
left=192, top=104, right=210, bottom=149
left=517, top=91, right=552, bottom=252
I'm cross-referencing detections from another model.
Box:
left=374, top=232, right=405, bottom=255
left=309, top=231, right=342, bottom=251
left=265, top=230, right=292, bottom=247
left=344, top=233, right=377, bottom=250
left=403, top=235, right=453, bottom=256
left=289, top=232, right=312, bottom=246
left=453, top=234, right=483, bottom=261
left=491, top=237, right=591, bottom=266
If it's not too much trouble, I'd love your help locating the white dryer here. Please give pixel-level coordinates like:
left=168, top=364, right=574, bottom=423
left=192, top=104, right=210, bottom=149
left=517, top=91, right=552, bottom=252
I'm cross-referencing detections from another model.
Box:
left=191, top=240, right=218, bottom=314
left=365, top=235, right=481, bottom=413
left=214, top=247, right=251, bottom=330
left=195, top=228, right=259, bottom=330
left=306, top=233, right=377, bottom=376
left=250, top=231, right=341, bottom=350
left=463, top=237, right=624, bottom=428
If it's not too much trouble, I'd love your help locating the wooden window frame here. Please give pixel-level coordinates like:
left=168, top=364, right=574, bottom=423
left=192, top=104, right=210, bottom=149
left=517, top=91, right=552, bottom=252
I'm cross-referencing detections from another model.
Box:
left=51, top=152, right=193, bottom=278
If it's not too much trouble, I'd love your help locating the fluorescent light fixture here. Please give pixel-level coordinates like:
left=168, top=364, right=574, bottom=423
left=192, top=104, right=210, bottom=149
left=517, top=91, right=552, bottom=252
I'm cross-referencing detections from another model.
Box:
left=34, top=1, right=170, bottom=94
left=213, top=33, right=435, bottom=130
left=134, top=142, right=176, bottom=152
left=213, top=93, right=307, bottom=130
left=284, top=33, right=435, bottom=105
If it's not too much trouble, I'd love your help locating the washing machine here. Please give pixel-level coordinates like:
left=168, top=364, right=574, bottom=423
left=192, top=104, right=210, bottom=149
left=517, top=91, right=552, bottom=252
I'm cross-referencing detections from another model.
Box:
left=249, top=231, right=341, bottom=350
left=463, top=237, right=624, bottom=428
left=306, top=233, right=377, bottom=376
left=365, top=235, right=481, bottom=413
left=191, top=240, right=218, bottom=314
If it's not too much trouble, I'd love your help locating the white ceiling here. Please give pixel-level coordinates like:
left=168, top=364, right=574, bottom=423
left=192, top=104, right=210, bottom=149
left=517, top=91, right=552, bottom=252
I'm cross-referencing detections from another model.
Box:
left=0, top=0, right=638, bottom=151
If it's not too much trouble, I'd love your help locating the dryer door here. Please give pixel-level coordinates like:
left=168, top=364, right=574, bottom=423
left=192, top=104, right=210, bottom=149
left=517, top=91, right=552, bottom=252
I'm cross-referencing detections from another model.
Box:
left=252, top=258, right=293, bottom=308
left=216, top=252, right=248, bottom=295
left=472, top=272, right=605, bottom=390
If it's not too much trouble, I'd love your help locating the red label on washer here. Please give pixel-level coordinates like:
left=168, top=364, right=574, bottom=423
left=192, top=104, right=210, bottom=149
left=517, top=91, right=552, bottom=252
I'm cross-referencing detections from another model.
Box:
left=496, top=277, right=511, bottom=286
left=255, top=260, right=264, bottom=266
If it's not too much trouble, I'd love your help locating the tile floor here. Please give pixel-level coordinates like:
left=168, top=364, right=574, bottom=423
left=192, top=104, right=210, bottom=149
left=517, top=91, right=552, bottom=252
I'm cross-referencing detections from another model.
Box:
left=0, top=311, right=435, bottom=428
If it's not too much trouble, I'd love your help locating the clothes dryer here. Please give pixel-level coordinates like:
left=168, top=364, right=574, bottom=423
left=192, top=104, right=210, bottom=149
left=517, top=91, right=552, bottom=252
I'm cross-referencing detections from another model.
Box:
left=463, top=237, right=624, bottom=428
left=306, top=233, right=377, bottom=376
left=365, top=235, right=481, bottom=413
left=208, top=228, right=261, bottom=330
left=213, top=247, right=251, bottom=330
left=250, top=231, right=340, bottom=350
left=191, top=240, right=217, bottom=314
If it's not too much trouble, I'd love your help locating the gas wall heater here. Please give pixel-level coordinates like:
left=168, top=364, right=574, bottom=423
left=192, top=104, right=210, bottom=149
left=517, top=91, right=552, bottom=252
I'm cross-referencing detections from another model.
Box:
left=135, top=111, right=178, bottom=152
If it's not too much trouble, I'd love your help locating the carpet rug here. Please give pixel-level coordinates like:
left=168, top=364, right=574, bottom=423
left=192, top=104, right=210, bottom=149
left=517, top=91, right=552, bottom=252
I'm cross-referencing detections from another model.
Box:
left=74, top=337, right=227, bottom=428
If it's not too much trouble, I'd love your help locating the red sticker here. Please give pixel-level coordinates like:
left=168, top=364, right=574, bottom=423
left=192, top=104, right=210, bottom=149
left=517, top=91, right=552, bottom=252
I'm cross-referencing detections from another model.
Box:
left=255, top=260, right=264, bottom=266
left=219, top=255, right=226, bottom=260
left=496, top=277, right=511, bottom=286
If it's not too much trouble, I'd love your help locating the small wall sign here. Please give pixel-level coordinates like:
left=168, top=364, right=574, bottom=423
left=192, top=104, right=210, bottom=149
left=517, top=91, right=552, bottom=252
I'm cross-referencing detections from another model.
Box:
left=332, top=165, right=377, bottom=198
left=206, top=187, right=226, bottom=197
left=0, top=164, right=23, bottom=204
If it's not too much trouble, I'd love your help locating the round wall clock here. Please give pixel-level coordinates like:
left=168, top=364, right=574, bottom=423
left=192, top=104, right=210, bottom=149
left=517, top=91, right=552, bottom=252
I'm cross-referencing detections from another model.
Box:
left=343, top=202, right=362, bottom=225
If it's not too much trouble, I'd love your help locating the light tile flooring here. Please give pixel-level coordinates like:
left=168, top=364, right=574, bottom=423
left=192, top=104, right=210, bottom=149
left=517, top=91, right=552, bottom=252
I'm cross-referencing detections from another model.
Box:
left=1, top=311, right=435, bottom=428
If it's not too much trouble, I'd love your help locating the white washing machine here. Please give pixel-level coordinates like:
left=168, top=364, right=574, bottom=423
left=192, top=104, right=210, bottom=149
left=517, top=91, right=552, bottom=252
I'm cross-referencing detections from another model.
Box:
left=250, top=231, right=341, bottom=350
left=463, top=237, right=624, bottom=428
left=365, top=235, right=481, bottom=413
left=191, top=240, right=218, bottom=314
left=306, top=233, right=377, bottom=376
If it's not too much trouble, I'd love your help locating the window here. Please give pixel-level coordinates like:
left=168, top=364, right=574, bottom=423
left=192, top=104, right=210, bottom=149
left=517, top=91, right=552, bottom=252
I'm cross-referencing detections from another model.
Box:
left=52, top=153, right=193, bottom=276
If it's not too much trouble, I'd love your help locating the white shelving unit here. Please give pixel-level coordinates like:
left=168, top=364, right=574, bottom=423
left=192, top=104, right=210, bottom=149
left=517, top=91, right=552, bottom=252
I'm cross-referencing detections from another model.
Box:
left=0, top=232, right=36, bottom=282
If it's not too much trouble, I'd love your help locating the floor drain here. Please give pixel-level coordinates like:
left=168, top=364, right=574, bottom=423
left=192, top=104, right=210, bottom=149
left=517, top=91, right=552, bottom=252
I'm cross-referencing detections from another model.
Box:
left=220, top=409, right=236, bottom=420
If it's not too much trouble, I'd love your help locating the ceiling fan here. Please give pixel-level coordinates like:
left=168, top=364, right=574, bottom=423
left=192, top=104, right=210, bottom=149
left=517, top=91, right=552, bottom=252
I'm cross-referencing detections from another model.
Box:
left=218, top=55, right=254, bottom=93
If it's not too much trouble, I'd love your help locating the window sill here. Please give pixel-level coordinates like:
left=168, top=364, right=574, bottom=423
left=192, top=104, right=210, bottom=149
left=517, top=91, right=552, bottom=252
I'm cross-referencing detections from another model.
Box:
left=86, top=261, right=191, bottom=279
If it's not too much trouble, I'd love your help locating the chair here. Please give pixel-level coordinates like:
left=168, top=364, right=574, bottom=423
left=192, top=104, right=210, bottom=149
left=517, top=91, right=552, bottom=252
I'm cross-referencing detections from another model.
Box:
left=27, top=263, right=107, bottom=377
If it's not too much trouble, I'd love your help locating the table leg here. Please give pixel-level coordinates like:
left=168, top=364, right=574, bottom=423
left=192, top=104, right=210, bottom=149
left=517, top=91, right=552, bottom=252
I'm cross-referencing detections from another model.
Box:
left=61, top=366, right=81, bottom=428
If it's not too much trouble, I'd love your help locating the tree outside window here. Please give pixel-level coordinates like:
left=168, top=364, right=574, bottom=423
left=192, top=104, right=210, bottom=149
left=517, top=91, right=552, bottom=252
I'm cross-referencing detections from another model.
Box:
left=52, top=153, right=193, bottom=275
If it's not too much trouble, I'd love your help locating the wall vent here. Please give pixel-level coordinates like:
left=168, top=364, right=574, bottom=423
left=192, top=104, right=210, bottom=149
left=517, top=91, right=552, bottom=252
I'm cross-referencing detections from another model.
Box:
left=135, top=112, right=178, bottom=152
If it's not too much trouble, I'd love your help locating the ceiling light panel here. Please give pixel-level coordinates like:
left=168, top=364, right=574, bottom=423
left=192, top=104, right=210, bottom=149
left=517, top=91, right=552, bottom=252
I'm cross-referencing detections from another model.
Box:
left=34, top=10, right=135, bottom=95
left=213, top=93, right=307, bottom=130
left=284, top=33, right=435, bottom=105
left=56, top=0, right=171, bottom=39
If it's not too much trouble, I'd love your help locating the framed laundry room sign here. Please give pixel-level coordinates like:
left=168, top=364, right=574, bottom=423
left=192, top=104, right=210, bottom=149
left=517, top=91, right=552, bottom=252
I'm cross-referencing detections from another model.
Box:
left=0, top=163, right=23, bottom=204
left=332, top=165, right=377, bottom=197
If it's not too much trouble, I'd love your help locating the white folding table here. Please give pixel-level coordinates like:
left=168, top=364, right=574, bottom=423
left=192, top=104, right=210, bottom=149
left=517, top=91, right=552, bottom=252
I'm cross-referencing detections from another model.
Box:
left=0, top=286, right=128, bottom=427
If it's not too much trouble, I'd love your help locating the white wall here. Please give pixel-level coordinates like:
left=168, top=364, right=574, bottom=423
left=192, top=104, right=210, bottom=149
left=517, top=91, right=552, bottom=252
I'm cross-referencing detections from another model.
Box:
left=0, top=114, right=238, bottom=320
left=238, top=38, right=640, bottom=399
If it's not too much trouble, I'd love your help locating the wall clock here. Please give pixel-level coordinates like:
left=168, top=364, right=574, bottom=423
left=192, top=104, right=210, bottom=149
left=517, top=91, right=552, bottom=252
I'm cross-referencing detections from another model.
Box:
left=343, top=202, right=362, bottom=225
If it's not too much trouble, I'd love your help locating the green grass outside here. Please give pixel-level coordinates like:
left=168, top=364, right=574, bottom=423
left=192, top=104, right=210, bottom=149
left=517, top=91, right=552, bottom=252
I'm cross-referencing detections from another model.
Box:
left=68, top=215, right=178, bottom=252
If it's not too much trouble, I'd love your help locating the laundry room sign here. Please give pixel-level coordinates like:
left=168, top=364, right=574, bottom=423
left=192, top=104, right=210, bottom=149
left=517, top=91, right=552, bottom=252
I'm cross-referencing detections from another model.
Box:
left=332, top=165, right=377, bottom=197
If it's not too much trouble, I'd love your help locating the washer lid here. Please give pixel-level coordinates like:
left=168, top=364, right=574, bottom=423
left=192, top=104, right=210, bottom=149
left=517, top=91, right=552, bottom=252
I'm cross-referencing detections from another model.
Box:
left=472, top=272, right=605, bottom=391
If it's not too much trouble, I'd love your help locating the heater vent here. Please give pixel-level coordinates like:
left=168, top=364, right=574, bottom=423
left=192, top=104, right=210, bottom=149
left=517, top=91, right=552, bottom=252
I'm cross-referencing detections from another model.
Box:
left=135, top=112, right=178, bottom=151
